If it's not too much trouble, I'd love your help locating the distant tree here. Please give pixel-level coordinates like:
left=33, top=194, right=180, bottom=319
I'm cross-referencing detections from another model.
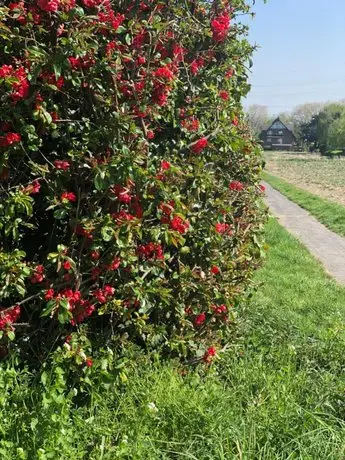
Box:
left=246, top=105, right=270, bottom=137
left=317, top=104, right=345, bottom=153
left=299, top=116, right=318, bottom=150
left=289, top=103, right=326, bottom=144
left=328, top=112, right=345, bottom=151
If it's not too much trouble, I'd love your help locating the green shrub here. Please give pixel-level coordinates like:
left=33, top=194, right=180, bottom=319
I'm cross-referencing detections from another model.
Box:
left=0, top=0, right=265, bottom=363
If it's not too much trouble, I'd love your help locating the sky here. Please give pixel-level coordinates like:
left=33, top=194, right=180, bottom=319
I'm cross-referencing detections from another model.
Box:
left=243, top=0, right=345, bottom=115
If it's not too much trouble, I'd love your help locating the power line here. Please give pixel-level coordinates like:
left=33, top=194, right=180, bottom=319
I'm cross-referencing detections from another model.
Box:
left=251, top=88, right=345, bottom=97
left=251, top=78, right=345, bottom=88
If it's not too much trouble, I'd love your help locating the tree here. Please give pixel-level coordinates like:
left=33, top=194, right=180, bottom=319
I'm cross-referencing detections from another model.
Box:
left=287, top=102, right=326, bottom=145
left=0, top=0, right=265, bottom=364
left=328, top=112, right=345, bottom=151
left=298, top=116, right=318, bottom=150
left=316, top=104, right=345, bottom=153
left=246, top=104, right=270, bottom=137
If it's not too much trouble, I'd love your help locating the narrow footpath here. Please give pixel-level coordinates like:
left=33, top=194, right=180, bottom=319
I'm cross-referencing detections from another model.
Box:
left=263, top=181, right=345, bottom=285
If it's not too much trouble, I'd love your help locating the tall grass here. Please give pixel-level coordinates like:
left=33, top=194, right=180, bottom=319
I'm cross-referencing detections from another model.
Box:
left=2, top=219, right=345, bottom=459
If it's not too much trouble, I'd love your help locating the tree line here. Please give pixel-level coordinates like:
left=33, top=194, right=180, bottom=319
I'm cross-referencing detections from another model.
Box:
left=246, top=101, right=345, bottom=154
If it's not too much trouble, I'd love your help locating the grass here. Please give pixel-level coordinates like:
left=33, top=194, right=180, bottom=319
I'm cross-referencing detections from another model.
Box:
left=3, top=219, right=345, bottom=458
left=263, top=171, right=345, bottom=237
left=264, top=151, right=345, bottom=206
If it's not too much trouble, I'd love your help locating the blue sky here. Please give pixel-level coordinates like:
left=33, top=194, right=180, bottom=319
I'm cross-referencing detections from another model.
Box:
left=244, top=0, right=345, bottom=115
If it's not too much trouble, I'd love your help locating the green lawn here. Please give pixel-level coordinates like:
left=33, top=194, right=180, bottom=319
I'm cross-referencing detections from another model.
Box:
left=264, top=171, right=345, bottom=237
left=3, top=219, right=345, bottom=459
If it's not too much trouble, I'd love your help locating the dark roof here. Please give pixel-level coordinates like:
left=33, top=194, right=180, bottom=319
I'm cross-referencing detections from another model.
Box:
left=264, top=117, right=296, bottom=139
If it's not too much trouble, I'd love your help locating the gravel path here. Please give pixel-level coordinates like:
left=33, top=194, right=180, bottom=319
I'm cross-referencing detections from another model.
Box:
left=263, top=181, right=345, bottom=285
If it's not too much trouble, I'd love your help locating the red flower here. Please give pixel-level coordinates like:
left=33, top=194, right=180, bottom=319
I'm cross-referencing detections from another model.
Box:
left=181, top=117, right=200, bottom=132
left=225, top=68, right=234, bottom=79
left=194, top=312, right=206, bottom=327
left=112, top=210, right=135, bottom=224
left=85, top=358, right=93, bottom=367
left=111, top=184, right=131, bottom=203
left=40, top=71, right=64, bottom=89
left=9, top=2, right=27, bottom=24
left=229, top=180, right=244, bottom=191
left=61, top=191, right=77, bottom=202
left=219, top=90, right=229, bottom=101
left=161, top=160, right=171, bottom=170
left=170, top=216, right=190, bottom=234
left=23, top=180, right=40, bottom=195
left=211, top=12, right=230, bottom=42
left=31, top=265, right=45, bottom=284
left=45, top=288, right=55, bottom=300
left=191, top=137, right=208, bottom=154
left=91, top=267, right=101, bottom=280
left=51, top=111, right=59, bottom=122
left=215, top=223, right=232, bottom=235
left=203, top=346, right=217, bottom=363
left=159, top=200, right=175, bottom=216
left=38, top=0, right=60, bottom=12
left=0, top=65, right=13, bottom=78
left=106, top=257, right=121, bottom=271
left=63, top=260, right=71, bottom=270
left=210, top=265, right=220, bottom=275
left=54, top=160, right=70, bottom=171
left=212, top=304, right=227, bottom=315
left=154, top=66, right=175, bottom=82
left=137, top=56, right=146, bottom=66
left=11, top=67, right=30, bottom=102
left=93, top=284, right=115, bottom=303
left=137, top=242, right=164, bottom=260
left=172, top=43, right=186, bottom=62
left=68, top=56, right=82, bottom=70
left=82, top=0, right=101, bottom=8
left=260, top=184, right=266, bottom=193
left=0, top=132, right=21, bottom=147
left=103, top=285, right=115, bottom=296
left=0, top=305, right=21, bottom=331
left=69, top=55, right=95, bottom=70
left=190, top=57, right=205, bottom=75
left=0, top=66, right=30, bottom=101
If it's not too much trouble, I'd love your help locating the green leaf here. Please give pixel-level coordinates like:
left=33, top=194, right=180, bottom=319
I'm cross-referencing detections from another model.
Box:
left=7, top=330, right=15, bottom=341
left=101, top=226, right=114, bottom=242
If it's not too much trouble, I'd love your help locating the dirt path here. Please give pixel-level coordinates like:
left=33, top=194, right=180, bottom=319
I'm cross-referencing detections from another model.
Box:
left=263, top=181, right=345, bottom=285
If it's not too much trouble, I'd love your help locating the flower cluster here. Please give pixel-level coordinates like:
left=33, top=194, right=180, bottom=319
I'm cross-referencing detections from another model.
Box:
left=0, top=305, right=21, bottom=332
left=229, top=180, right=244, bottom=191
left=191, top=137, right=208, bottom=154
left=211, top=11, right=231, bottom=42
left=0, top=65, right=30, bottom=102
left=137, top=242, right=164, bottom=261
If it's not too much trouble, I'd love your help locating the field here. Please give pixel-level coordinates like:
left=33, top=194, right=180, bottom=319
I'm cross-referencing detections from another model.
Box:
left=4, top=219, right=345, bottom=459
left=265, top=151, right=345, bottom=206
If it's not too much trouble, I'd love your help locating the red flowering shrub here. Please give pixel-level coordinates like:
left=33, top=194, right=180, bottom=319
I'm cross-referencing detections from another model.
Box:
left=0, top=0, right=265, bottom=361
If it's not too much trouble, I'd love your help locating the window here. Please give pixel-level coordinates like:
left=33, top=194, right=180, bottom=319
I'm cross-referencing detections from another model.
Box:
left=267, top=137, right=272, bottom=142
left=268, top=130, right=272, bottom=135
left=278, top=130, right=283, bottom=135
left=271, top=121, right=285, bottom=130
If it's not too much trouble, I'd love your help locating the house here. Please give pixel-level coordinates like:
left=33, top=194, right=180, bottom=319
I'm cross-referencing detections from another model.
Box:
left=260, top=118, right=296, bottom=151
